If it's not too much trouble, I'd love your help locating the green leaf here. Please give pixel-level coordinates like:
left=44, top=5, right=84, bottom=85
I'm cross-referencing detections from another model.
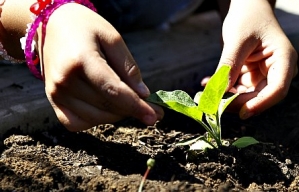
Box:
left=205, top=114, right=218, bottom=135
left=218, top=92, right=239, bottom=116
left=198, top=65, right=230, bottom=115
left=146, top=90, right=203, bottom=121
left=193, top=91, right=202, bottom=104
left=146, top=90, right=196, bottom=107
left=189, top=139, right=214, bottom=150
left=232, top=137, right=259, bottom=148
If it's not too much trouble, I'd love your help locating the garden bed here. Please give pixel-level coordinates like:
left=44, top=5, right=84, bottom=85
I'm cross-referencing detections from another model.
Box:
left=1, top=73, right=299, bottom=191
left=1, top=1, right=299, bottom=191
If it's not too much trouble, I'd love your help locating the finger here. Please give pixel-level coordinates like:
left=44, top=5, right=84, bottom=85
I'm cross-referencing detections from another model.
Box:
left=51, top=102, right=124, bottom=132
left=228, top=87, right=237, bottom=93
left=53, top=105, right=92, bottom=132
left=246, top=45, right=273, bottom=62
left=82, top=54, right=159, bottom=125
left=98, top=29, right=150, bottom=98
left=54, top=75, right=165, bottom=121
left=240, top=61, right=294, bottom=119
left=55, top=96, right=124, bottom=129
left=227, top=80, right=266, bottom=114
left=46, top=78, right=125, bottom=131
left=239, top=41, right=297, bottom=119
left=237, top=69, right=265, bottom=88
left=53, top=74, right=114, bottom=112
left=226, top=91, right=258, bottom=113
left=47, top=97, right=93, bottom=131
left=218, top=37, right=259, bottom=90
left=240, top=62, right=259, bottom=74
left=147, top=102, right=165, bottom=120
left=234, top=84, right=248, bottom=93
left=239, top=84, right=284, bottom=119
left=200, top=76, right=211, bottom=87
left=254, top=79, right=268, bottom=92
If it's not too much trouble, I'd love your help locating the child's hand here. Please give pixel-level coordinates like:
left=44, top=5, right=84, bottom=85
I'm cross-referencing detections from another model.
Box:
left=216, top=0, right=298, bottom=119
left=38, top=4, right=163, bottom=131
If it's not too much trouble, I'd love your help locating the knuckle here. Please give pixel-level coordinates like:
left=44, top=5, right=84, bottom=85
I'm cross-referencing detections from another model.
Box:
left=45, top=75, right=67, bottom=99
left=111, top=32, right=122, bottom=43
left=105, top=31, right=123, bottom=45
left=100, top=82, right=120, bottom=110
left=100, top=81, right=142, bottom=117
left=124, top=57, right=141, bottom=78
left=102, top=82, right=119, bottom=97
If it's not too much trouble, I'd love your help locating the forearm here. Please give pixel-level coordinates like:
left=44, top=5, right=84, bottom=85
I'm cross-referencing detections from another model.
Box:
left=1, top=0, right=35, bottom=59
left=217, top=0, right=276, bottom=21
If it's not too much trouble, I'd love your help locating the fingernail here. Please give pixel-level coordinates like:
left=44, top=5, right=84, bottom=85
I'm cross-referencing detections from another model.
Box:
left=151, top=104, right=164, bottom=120
left=155, top=110, right=164, bottom=121
left=143, top=114, right=156, bottom=125
left=157, top=111, right=164, bottom=120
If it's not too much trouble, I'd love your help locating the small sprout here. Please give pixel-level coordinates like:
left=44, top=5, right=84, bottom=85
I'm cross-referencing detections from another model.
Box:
left=138, top=158, right=155, bottom=192
left=147, top=158, right=155, bottom=168
left=146, top=65, right=259, bottom=152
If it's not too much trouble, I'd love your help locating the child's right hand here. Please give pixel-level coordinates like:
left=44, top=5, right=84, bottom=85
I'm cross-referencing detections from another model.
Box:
left=38, top=3, right=163, bottom=131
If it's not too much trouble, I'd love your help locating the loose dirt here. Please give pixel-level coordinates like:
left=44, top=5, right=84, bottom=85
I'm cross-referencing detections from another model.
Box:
left=1, top=76, right=299, bottom=192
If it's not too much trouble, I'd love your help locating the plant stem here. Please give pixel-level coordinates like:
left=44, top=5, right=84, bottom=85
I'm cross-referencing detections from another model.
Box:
left=138, top=158, right=155, bottom=192
left=138, top=167, right=151, bottom=192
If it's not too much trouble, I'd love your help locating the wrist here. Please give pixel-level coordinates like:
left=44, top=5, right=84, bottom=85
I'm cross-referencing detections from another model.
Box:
left=22, top=0, right=96, bottom=79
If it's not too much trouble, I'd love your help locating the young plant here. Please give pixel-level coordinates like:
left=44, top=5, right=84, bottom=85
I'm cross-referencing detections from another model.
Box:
left=146, top=65, right=258, bottom=150
left=138, top=158, right=155, bottom=192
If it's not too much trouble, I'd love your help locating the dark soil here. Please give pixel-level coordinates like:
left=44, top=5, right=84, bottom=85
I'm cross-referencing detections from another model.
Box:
left=1, top=75, right=299, bottom=192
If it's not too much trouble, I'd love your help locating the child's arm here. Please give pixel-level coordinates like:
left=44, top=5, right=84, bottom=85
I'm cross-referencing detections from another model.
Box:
left=1, top=1, right=163, bottom=131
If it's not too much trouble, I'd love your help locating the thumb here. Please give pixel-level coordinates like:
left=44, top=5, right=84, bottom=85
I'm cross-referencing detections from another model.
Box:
left=217, top=38, right=258, bottom=90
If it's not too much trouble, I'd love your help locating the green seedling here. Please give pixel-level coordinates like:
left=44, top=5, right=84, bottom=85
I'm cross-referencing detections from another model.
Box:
left=138, top=158, right=155, bottom=192
left=146, top=65, right=259, bottom=151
